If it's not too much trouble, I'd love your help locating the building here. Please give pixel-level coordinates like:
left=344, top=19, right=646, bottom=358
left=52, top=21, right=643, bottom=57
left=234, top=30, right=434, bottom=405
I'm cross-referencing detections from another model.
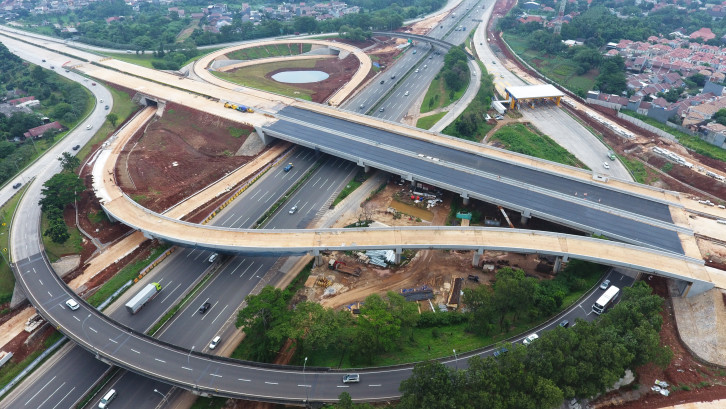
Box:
left=23, top=121, right=63, bottom=139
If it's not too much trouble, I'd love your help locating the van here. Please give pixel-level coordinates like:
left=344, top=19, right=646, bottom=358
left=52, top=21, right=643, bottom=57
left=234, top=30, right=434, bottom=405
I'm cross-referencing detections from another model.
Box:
left=209, top=336, right=221, bottom=349
left=98, top=389, right=116, bottom=408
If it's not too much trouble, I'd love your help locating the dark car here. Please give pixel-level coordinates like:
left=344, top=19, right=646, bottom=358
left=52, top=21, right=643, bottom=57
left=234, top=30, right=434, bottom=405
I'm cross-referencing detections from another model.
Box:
left=42, top=59, right=46, bottom=62
left=199, top=302, right=211, bottom=314
left=493, top=347, right=509, bottom=357
left=105, top=105, right=109, bottom=110
left=12, top=182, right=21, bottom=189
left=72, top=145, right=80, bottom=151
left=380, top=80, right=385, bottom=84
left=559, top=319, right=570, bottom=328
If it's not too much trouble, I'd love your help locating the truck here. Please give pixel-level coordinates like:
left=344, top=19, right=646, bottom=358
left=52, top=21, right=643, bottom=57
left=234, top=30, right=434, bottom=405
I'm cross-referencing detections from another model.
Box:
left=607, top=151, right=616, bottom=161
left=125, top=282, right=162, bottom=314
left=592, top=285, right=620, bottom=315
left=224, top=102, right=254, bottom=113
left=328, top=259, right=361, bottom=277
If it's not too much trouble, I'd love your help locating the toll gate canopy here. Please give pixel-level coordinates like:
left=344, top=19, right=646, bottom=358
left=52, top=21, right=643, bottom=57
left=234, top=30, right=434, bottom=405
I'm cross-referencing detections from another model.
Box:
left=505, top=84, right=565, bottom=109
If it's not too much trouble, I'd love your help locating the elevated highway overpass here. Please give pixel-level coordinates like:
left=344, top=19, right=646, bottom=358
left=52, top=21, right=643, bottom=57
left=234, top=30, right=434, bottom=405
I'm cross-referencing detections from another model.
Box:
left=4, top=25, right=726, bottom=406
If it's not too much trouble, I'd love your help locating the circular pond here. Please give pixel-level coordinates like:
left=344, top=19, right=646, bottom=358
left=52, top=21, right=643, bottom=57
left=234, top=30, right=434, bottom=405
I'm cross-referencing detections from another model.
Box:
left=272, top=70, right=329, bottom=83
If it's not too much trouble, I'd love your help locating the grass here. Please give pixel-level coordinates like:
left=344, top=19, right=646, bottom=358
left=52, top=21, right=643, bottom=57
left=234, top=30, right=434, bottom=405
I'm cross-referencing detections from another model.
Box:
left=490, top=123, right=588, bottom=168
left=41, top=212, right=83, bottom=262
left=504, top=32, right=597, bottom=96
left=0, top=185, right=29, bottom=305
left=87, top=210, right=108, bottom=224
left=86, top=245, right=170, bottom=308
left=420, top=68, right=469, bottom=114
left=228, top=127, right=247, bottom=138
left=213, top=59, right=317, bottom=100
left=620, top=110, right=726, bottom=162
left=101, top=48, right=223, bottom=70
left=332, top=170, right=369, bottom=207
left=442, top=60, right=496, bottom=141
left=77, top=87, right=138, bottom=163
left=619, top=156, right=652, bottom=184
left=416, top=112, right=447, bottom=129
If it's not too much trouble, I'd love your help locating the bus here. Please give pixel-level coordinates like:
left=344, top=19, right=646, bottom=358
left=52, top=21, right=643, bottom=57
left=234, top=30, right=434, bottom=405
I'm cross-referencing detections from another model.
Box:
left=592, top=286, right=620, bottom=315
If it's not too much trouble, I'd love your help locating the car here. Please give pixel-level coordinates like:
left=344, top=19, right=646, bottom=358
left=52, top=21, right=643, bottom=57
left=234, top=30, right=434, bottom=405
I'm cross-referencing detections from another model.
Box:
left=289, top=205, right=298, bottom=214
left=423, top=65, right=427, bottom=69
left=208, top=253, right=218, bottom=263
left=495, top=115, right=504, bottom=120
left=12, top=182, right=21, bottom=189
left=359, top=104, right=364, bottom=109
left=429, top=55, right=433, bottom=59
left=600, top=279, right=610, bottom=290
left=492, top=60, right=496, bottom=64
left=500, top=74, right=504, bottom=78
left=98, top=389, right=117, bottom=409
left=523, top=333, right=539, bottom=345
left=126, top=50, right=133, bottom=53
left=86, top=124, right=92, bottom=130
left=404, top=91, right=409, bottom=96
left=50, top=66, right=54, bottom=69
left=493, top=347, right=509, bottom=357
left=480, top=42, right=483, bottom=45
left=65, top=299, right=80, bottom=311
left=199, top=302, right=211, bottom=314
left=379, top=107, right=385, bottom=112
left=412, top=49, right=417, bottom=54
left=100, top=99, right=103, bottom=103
left=391, top=75, right=396, bottom=79
left=209, top=336, right=221, bottom=350
left=91, top=82, right=96, bottom=86
left=415, top=69, right=419, bottom=73
left=559, top=319, right=570, bottom=328
left=72, top=145, right=80, bottom=151
left=283, top=163, right=293, bottom=172
left=603, top=162, right=610, bottom=169
left=105, top=105, right=109, bottom=110
left=65, top=69, right=69, bottom=73
left=380, top=80, right=385, bottom=84
left=342, top=374, right=360, bottom=383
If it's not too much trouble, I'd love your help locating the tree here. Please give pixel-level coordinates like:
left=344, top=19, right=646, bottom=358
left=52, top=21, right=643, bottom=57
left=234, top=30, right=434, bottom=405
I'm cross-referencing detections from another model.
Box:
left=596, top=56, right=627, bottom=94
left=352, top=294, right=399, bottom=363
left=106, top=112, right=119, bottom=127
left=38, top=172, right=85, bottom=211
left=398, top=361, right=467, bottom=409
left=235, top=286, right=291, bottom=361
left=59, top=152, right=80, bottom=172
left=714, top=108, right=726, bottom=126
left=688, top=73, right=707, bottom=87
left=462, top=284, right=496, bottom=335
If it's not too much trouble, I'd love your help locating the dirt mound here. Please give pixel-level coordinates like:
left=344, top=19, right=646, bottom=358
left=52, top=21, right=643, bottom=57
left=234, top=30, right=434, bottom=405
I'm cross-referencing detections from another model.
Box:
left=118, top=103, right=257, bottom=212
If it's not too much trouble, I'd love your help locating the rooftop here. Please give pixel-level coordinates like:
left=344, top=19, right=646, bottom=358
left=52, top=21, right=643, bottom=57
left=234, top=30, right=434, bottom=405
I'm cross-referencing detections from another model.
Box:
left=505, top=84, right=565, bottom=100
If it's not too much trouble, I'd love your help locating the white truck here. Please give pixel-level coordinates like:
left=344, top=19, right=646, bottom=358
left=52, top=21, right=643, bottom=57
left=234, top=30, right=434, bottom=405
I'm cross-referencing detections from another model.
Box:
left=125, top=282, right=162, bottom=314
left=592, top=286, right=620, bottom=315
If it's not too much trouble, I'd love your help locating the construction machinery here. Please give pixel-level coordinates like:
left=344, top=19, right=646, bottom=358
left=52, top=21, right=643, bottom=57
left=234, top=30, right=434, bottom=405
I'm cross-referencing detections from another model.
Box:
left=223, top=102, right=254, bottom=113
left=328, top=259, right=361, bottom=277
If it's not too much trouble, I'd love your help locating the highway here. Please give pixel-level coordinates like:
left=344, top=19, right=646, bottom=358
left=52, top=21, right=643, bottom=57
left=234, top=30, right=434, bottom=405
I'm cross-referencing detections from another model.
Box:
left=345, top=0, right=484, bottom=122
left=268, top=107, right=685, bottom=253
left=1, top=11, right=721, bottom=408
left=3, top=149, right=356, bottom=409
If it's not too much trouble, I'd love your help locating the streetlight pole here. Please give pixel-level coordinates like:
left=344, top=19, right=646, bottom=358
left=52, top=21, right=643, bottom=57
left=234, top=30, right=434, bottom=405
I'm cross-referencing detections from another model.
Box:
left=303, top=356, right=308, bottom=406
left=153, top=389, right=165, bottom=401
left=187, top=346, right=194, bottom=366
left=453, top=349, right=458, bottom=370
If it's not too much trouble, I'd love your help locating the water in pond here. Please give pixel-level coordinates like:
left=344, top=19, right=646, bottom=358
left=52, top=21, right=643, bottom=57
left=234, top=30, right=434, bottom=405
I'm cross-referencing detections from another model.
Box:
left=272, top=70, right=329, bottom=83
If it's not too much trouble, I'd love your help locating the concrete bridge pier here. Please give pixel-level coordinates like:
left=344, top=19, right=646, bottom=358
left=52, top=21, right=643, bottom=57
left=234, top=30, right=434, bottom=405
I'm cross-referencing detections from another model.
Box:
left=255, top=126, right=271, bottom=145
left=357, top=159, right=370, bottom=173
left=553, top=255, right=569, bottom=273
left=461, top=193, right=470, bottom=206
left=472, top=248, right=484, bottom=267
left=394, top=248, right=402, bottom=264
left=520, top=210, right=531, bottom=225
left=312, top=250, right=323, bottom=267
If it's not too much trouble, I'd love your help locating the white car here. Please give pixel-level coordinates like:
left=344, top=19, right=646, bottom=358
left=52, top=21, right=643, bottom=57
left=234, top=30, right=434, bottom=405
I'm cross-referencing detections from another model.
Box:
left=415, top=69, right=419, bottom=73
left=603, top=162, right=610, bottom=169
left=289, top=205, right=298, bottom=214
left=404, top=91, right=409, bottom=96
left=342, top=373, right=360, bottom=383
left=523, top=333, right=539, bottom=345
left=86, top=124, right=92, bottom=130
left=65, top=299, right=80, bottom=311
left=209, top=336, right=221, bottom=350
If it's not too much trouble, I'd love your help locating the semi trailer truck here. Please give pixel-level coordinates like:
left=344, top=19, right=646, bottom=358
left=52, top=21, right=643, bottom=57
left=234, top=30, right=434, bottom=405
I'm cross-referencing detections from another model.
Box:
left=125, top=282, right=162, bottom=314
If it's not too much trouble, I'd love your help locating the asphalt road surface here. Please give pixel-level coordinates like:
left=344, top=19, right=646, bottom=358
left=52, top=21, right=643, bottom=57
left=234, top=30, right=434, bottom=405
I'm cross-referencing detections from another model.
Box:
left=469, top=10, right=632, bottom=180
left=269, top=107, right=684, bottom=253
left=3, top=149, right=356, bottom=409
